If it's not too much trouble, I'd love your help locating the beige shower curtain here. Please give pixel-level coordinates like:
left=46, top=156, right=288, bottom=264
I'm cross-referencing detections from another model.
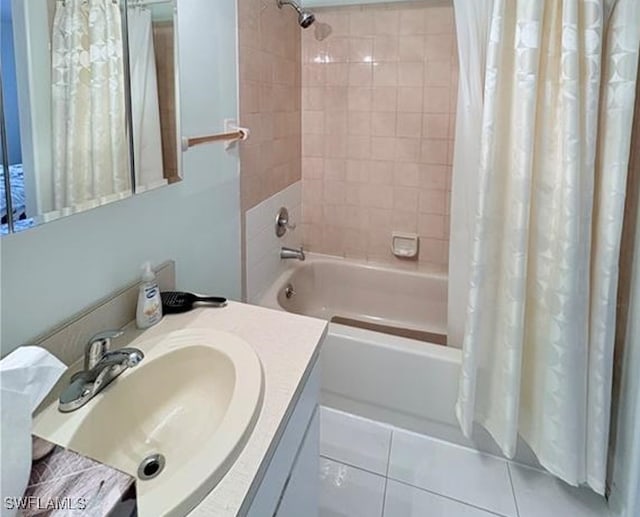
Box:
left=51, top=0, right=130, bottom=211
left=127, top=5, right=166, bottom=191
left=455, top=0, right=640, bottom=493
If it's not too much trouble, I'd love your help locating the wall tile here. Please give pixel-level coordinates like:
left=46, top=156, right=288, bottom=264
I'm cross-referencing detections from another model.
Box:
left=398, top=62, right=424, bottom=87
left=245, top=182, right=302, bottom=303
left=397, top=113, right=422, bottom=138
left=349, top=37, right=374, bottom=63
left=374, top=9, right=400, bottom=35
left=374, top=35, right=399, bottom=62
left=372, top=111, right=397, bottom=136
left=397, top=87, right=424, bottom=113
left=348, top=87, right=373, bottom=111
left=348, top=112, right=372, bottom=136
left=399, top=35, right=426, bottom=62
left=374, top=62, right=399, bottom=87
left=350, top=11, right=375, bottom=36
left=373, top=86, right=398, bottom=112
left=302, top=2, right=456, bottom=270
left=239, top=0, right=301, bottom=212
left=399, top=8, right=426, bottom=35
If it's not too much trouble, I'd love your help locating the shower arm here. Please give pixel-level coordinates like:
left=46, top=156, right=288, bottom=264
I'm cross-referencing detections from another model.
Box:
left=277, top=0, right=303, bottom=14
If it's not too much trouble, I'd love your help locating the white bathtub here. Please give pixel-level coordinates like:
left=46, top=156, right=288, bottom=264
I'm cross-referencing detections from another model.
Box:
left=260, top=254, right=540, bottom=462
left=260, top=254, right=469, bottom=443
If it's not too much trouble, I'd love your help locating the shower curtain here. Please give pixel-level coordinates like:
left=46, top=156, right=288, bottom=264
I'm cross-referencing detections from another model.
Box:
left=127, top=6, right=165, bottom=191
left=452, top=0, right=640, bottom=493
left=447, top=0, right=493, bottom=349
left=51, top=0, right=130, bottom=210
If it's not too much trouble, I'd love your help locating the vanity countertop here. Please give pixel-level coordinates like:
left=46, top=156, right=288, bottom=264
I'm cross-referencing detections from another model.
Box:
left=122, top=301, right=327, bottom=516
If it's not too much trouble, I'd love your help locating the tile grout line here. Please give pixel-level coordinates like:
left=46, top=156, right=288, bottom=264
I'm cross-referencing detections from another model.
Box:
left=391, top=477, right=512, bottom=517
left=320, top=407, right=519, bottom=517
left=319, top=454, right=387, bottom=479
left=506, top=462, right=522, bottom=517
left=380, top=430, right=394, bottom=517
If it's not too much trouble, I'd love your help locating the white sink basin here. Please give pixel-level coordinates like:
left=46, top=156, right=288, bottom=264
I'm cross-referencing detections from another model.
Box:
left=33, top=328, right=264, bottom=516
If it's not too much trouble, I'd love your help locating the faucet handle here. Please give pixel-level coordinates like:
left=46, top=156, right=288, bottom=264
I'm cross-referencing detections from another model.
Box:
left=275, top=207, right=297, bottom=237
left=85, top=330, right=123, bottom=371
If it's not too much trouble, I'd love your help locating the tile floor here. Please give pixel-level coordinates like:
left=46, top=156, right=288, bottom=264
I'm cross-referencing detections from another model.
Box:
left=319, top=406, right=610, bottom=517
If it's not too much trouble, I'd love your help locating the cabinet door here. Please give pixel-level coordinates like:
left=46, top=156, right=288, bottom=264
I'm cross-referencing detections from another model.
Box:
left=275, top=408, right=319, bottom=517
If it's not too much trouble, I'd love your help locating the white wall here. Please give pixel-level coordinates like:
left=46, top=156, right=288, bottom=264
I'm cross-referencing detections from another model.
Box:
left=0, top=0, right=241, bottom=355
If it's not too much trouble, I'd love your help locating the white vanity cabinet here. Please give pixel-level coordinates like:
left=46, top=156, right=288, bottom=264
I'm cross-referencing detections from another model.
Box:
left=275, top=409, right=319, bottom=517
left=247, top=363, right=320, bottom=517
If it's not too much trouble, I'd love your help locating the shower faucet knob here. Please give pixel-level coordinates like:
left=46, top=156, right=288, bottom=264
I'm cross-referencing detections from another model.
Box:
left=275, top=206, right=296, bottom=237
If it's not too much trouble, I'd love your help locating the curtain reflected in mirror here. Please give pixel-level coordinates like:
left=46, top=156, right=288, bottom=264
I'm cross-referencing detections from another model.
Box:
left=52, top=0, right=132, bottom=212
left=128, top=0, right=180, bottom=191
left=0, top=0, right=181, bottom=235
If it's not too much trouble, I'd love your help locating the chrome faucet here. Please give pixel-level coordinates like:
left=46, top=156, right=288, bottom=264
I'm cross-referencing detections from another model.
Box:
left=280, top=246, right=305, bottom=261
left=58, top=330, right=144, bottom=413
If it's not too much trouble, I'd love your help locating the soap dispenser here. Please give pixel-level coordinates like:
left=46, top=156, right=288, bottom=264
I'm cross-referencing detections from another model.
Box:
left=136, top=262, right=163, bottom=329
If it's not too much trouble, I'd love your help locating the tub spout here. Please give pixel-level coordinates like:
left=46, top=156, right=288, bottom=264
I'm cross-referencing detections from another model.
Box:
left=281, top=246, right=305, bottom=261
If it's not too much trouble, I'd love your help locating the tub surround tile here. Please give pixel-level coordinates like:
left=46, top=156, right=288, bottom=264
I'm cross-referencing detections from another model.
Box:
left=245, top=182, right=302, bottom=303
left=508, top=463, right=610, bottom=517
left=320, top=407, right=392, bottom=476
left=383, top=480, right=500, bottom=517
left=388, top=428, right=518, bottom=517
left=319, top=458, right=386, bottom=517
left=238, top=0, right=301, bottom=212
left=301, top=2, right=456, bottom=270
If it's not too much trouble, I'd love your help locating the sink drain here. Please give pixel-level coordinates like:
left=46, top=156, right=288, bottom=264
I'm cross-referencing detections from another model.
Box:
left=138, top=453, right=165, bottom=480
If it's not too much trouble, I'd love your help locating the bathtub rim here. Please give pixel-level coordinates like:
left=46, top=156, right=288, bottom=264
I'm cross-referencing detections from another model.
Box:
left=327, top=321, right=461, bottom=362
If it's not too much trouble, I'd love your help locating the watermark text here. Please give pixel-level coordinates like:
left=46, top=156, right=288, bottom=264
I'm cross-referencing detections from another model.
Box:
left=4, top=496, right=88, bottom=511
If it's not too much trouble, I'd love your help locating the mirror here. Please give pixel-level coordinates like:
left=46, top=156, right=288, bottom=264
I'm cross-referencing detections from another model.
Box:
left=127, top=0, right=181, bottom=193
left=0, top=0, right=181, bottom=235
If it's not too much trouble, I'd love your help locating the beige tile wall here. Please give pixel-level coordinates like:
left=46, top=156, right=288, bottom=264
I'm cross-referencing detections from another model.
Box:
left=300, top=2, right=457, bottom=270
left=238, top=0, right=302, bottom=211
left=152, top=21, right=179, bottom=182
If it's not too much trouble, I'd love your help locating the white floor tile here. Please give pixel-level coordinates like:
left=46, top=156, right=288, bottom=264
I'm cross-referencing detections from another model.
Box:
left=321, top=407, right=392, bottom=475
left=509, top=463, right=610, bottom=517
left=388, top=428, right=517, bottom=517
left=319, top=458, right=386, bottom=517
left=384, top=480, right=502, bottom=517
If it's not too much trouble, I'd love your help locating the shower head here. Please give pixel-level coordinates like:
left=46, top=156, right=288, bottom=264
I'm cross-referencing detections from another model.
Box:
left=277, top=0, right=316, bottom=29
left=298, top=9, right=316, bottom=28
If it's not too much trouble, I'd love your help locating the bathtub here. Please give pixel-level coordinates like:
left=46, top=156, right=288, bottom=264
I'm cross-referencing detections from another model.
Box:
left=260, top=254, right=469, bottom=444
left=261, top=254, right=540, bottom=463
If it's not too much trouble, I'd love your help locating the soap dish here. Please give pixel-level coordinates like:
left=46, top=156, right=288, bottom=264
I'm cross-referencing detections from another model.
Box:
left=391, top=232, right=419, bottom=259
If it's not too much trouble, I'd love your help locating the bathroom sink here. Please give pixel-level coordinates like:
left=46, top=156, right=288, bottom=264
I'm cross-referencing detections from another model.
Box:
left=33, top=328, right=264, bottom=516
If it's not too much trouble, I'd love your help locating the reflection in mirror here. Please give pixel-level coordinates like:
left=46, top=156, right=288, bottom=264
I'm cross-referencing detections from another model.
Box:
left=1, top=3, right=35, bottom=234
left=4, top=0, right=134, bottom=231
left=1, top=85, right=14, bottom=235
left=1, top=0, right=181, bottom=235
left=127, top=0, right=181, bottom=192
left=52, top=0, right=133, bottom=209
